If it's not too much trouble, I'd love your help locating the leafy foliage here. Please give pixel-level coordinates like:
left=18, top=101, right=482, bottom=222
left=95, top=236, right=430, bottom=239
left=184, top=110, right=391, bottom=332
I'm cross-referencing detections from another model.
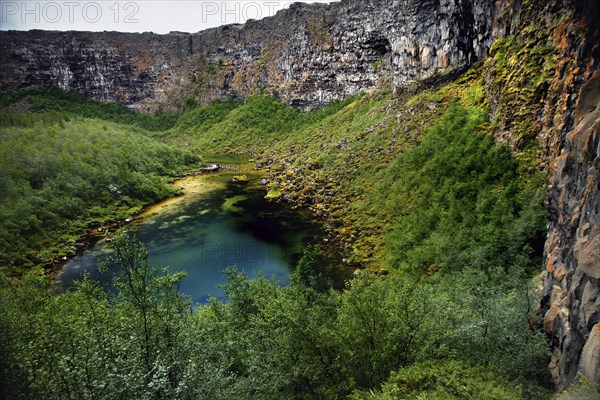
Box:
left=291, top=244, right=333, bottom=292
left=0, top=254, right=549, bottom=399
left=380, top=105, right=546, bottom=277
left=0, top=236, right=191, bottom=400
left=173, top=98, right=239, bottom=133
left=0, top=87, right=179, bottom=131
left=0, top=117, right=199, bottom=273
left=350, top=360, right=525, bottom=400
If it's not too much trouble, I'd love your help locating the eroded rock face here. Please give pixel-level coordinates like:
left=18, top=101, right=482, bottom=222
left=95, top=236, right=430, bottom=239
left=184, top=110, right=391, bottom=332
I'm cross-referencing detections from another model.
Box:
left=538, top=0, right=600, bottom=389
left=481, top=0, right=599, bottom=389
left=0, top=0, right=500, bottom=111
left=0, top=31, right=196, bottom=111
left=544, top=69, right=600, bottom=389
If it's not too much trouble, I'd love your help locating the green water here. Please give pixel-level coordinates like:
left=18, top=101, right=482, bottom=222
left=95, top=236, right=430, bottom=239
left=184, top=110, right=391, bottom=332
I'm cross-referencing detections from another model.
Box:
left=58, top=168, right=324, bottom=303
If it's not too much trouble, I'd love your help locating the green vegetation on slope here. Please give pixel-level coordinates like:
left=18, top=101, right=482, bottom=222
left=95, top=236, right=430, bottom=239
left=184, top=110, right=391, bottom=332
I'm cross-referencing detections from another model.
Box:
left=0, top=116, right=199, bottom=275
left=350, top=360, right=526, bottom=400
left=0, top=61, right=552, bottom=398
left=168, top=94, right=355, bottom=152
left=0, top=87, right=179, bottom=131
left=380, top=106, right=546, bottom=276
left=0, top=235, right=549, bottom=399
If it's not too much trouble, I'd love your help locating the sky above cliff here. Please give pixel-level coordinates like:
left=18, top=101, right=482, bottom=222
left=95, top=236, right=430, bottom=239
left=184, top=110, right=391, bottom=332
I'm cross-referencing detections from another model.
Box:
left=0, top=0, right=338, bottom=33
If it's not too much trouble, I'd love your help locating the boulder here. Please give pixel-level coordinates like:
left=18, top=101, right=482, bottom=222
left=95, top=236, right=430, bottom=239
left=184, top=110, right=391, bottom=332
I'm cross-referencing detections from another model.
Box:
left=580, top=323, right=600, bottom=383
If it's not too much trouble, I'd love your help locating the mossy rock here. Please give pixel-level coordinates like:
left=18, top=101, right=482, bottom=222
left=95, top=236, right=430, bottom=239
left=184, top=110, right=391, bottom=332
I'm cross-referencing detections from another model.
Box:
left=232, top=175, right=248, bottom=183
left=266, top=184, right=282, bottom=199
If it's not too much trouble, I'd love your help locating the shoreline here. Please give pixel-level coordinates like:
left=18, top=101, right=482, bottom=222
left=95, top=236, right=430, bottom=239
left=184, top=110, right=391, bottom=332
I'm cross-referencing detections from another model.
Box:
left=46, top=168, right=237, bottom=279
left=40, top=158, right=353, bottom=289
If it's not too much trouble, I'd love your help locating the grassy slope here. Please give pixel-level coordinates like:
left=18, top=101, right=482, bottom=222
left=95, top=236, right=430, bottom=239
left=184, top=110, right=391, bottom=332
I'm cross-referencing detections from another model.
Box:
left=0, top=62, right=553, bottom=398
left=0, top=87, right=179, bottom=131
left=165, top=94, right=355, bottom=152
left=167, top=67, right=546, bottom=276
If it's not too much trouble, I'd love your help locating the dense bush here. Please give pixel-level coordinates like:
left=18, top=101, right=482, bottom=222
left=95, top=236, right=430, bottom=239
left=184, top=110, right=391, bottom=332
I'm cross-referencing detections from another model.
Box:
left=0, top=235, right=191, bottom=400
left=0, top=118, right=199, bottom=273
left=350, top=360, right=525, bottom=400
left=0, top=236, right=549, bottom=399
left=379, top=105, right=546, bottom=277
left=0, top=87, right=179, bottom=131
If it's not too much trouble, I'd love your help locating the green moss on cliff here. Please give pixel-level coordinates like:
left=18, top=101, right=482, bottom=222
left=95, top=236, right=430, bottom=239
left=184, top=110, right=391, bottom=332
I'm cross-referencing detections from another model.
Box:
left=485, top=27, right=555, bottom=155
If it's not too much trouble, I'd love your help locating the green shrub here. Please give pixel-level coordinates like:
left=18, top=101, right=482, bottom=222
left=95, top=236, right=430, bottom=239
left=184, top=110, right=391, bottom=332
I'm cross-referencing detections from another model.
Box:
left=380, top=105, right=546, bottom=277
left=350, top=360, right=525, bottom=400
left=0, top=118, right=199, bottom=273
left=0, top=87, right=179, bottom=131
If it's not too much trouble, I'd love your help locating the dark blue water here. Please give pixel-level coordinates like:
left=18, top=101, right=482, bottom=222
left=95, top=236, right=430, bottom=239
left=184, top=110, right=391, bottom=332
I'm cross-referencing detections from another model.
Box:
left=58, top=172, right=322, bottom=303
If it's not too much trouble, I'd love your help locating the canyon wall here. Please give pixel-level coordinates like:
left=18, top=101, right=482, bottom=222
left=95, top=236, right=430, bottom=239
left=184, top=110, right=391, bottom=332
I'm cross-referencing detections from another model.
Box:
left=536, top=0, right=600, bottom=390
left=0, top=0, right=500, bottom=111
left=484, top=0, right=599, bottom=390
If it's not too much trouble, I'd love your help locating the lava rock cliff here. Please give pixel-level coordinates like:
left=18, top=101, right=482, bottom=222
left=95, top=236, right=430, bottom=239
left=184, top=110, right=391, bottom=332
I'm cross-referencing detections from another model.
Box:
left=0, top=0, right=499, bottom=111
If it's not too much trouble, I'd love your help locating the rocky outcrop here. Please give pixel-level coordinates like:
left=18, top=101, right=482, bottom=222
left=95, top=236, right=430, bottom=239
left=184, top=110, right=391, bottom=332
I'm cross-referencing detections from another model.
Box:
left=580, top=323, right=600, bottom=384
left=544, top=63, right=600, bottom=389
left=0, top=0, right=501, bottom=111
left=494, top=0, right=600, bottom=391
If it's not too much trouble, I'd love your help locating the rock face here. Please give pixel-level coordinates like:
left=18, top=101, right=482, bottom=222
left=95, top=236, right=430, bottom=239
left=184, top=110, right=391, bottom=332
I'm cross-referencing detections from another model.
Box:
left=0, top=30, right=196, bottom=112
left=580, top=323, right=600, bottom=384
left=520, top=0, right=600, bottom=391
left=544, top=66, right=600, bottom=389
left=0, top=0, right=500, bottom=111
left=480, top=0, right=599, bottom=390
left=481, top=0, right=600, bottom=390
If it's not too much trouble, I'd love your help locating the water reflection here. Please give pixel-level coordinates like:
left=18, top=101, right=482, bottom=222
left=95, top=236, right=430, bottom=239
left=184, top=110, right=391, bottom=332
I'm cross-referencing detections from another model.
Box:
left=58, top=170, right=323, bottom=304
